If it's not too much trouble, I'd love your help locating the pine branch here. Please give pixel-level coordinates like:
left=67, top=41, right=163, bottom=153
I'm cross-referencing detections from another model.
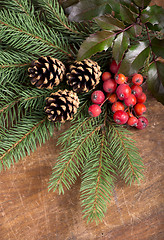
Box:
left=0, top=111, right=54, bottom=171
left=80, top=132, right=116, bottom=223
left=0, top=0, right=34, bottom=16
left=108, top=124, right=144, bottom=185
left=0, top=8, right=72, bottom=60
left=49, top=117, right=103, bottom=194
left=35, top=0, right=80, bottom=34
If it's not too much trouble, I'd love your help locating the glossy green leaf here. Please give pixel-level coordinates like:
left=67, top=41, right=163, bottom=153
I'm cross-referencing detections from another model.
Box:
left=147, top=61, right=164, bottom=104
left=77, top=31, right=115, bottom=60
left=151, top=38, right=164, bottom=59
left=66, top=0, right=112, bottom=22
left=120, top=0, right=139, bottom=13
left=132, top=0, right=151, bottom=8
left=141, top=5, right=164, bottom=31
left=120, top=5, right=137, bottom=23
left=119, top=41, right=150, bottom=75
left=128, top=24, right=142, bottom=37
left=113, top=32, right=130, bottom=63
left=95, top=14, right=125, bottom=31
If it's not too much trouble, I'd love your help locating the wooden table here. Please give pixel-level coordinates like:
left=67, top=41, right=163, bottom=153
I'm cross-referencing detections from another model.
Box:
left=0, top=87, right=164, bottom=240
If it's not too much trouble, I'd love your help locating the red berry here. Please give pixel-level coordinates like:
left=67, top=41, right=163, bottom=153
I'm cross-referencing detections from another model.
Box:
left=102, top=72, right=112, bottom=81
left=137, top=92, right=146, bottom=103
left=88, top=104, right=101, bottom=117
left=107, top=93, right=117, bottom=103
left=127, top=116, right=138, bottom=126
left=111, top=101, right=124, bottom=113
left=115, top=73, right=126, bottom=84
left=113, top=110, right=128, bottom=125
left=103, top=79, right=117, bottom=93
left=136, top=116, right=148, bottom=129
left=134, top=103, right=146, bottom=116
left=124, top=94, right=137, bottom=107
left=116, top=84, right=131, bottom=100
left=132, top=74, right=143, bottom=85
left=110, top=60, right=121, bottom=74
left=91, top=90, right=105, bottom=104
left=131, top=85, right=142, bottom=98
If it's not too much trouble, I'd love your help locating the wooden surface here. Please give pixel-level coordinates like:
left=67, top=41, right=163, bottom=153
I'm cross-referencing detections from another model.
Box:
left=0, top=88, right=164, bottom=240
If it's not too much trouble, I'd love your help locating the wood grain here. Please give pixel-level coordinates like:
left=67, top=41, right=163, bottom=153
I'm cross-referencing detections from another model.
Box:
left=0, top=88, right=164, bottom=240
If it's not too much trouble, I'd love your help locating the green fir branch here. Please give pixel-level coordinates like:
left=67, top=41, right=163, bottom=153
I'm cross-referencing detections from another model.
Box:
left=0, top=111, right=54, bottom=171
left=49, top=117, right=103, bottom=194
left=0, top=8, right=72, bottom=60
left=108, top=124, right=144, bottom=185
left=80, top=132, right=116, bottom=223
left=0, top=0, right=34, bottom=16
left=35, top=0, right=80, bottom=34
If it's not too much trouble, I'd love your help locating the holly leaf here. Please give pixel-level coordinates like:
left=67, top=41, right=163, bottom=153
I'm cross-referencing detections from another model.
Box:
left=147, top=61, right=164, bottom=104
left=151, top=38, right=164, bottom=59
left=141, top=5, right=164, bottom=31
left=132, top=0, right=151, bottom=8
left=128, top=24, right=142, bottom=37
left=120, top=0, right=139, bottom=13
left=113, top=32, right=130, bottom=63
left=95, top=14, right=125, bottom=31
left=118, top=41, right=150, bottom=75
left=120, top=5, right=137, bottom=23
left=77, top=31, right=115, bottom=60
left=65, top=0, right=112, bottom=22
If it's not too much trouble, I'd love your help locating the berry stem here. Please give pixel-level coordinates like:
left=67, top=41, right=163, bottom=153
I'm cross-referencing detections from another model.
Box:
left=100, top=97, right=109, bottom=107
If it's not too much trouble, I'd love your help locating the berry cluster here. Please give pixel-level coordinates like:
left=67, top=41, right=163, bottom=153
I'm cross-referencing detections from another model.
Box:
left=88, top=60, right=148, bottom=130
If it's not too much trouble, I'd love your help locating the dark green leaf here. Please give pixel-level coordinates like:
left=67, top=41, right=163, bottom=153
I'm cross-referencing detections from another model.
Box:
left=120, top=4, right=137, bottom=23
left=113, top=32, right=130, bottom=63
left=128, top=24, right=142, bottom=37
left=132, top=0, right=151, bottom=8
left=151, top=38, right=164, bottom=59
left=77, top=31, right=115, bottom=60
left=62, top=0, right=79, bottom=9
left=119, top=41, right=150, bottom=75
left=147, top=61, right=164, bottom=104
left=120, top=0, right=139, bottom=13
left=66, top=0, right=112, bottom=22
left=141, top=5, right=164, bottom=31
left=95, top=14, right=125, bottom=31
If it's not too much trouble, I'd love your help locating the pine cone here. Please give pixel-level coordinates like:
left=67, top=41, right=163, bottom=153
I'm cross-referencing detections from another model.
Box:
left=28, top=56, right=65, bottom=89
left=66, top=59, right=102, bottom=93
left=44, top=89, right=79, bottom=123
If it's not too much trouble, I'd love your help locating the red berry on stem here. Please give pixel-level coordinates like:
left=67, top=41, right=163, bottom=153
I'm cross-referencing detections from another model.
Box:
left=136, top=116, right=148, bottom=129
left=115, top=73, right=126, bottom=84
left=102, top=72, right=112, bottom=81
left=107, top=93, right=117, bottom=103
left=103, top=79, right=117, bottom=93
left=124, top=94, right=137, bottom=107
left=131, top=85, right=142, bottom=98
left=88, top=104, right=101, bottom=117
left=116, top=84, right=131, bottom=100
left=110, top=60, right=121, bottom=74
left=132, top=74, right=143, bottom=85
left=111, top=101, right=124, bottom=113
left=137, top=92, right=146, bottom=103
left=91, top=90, right=105, bottom=104
left=127, top=116, right=138, bottom=126
left=113, top=110, right=128, bottom=125
left=134, top=103, right=146, bottom=116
